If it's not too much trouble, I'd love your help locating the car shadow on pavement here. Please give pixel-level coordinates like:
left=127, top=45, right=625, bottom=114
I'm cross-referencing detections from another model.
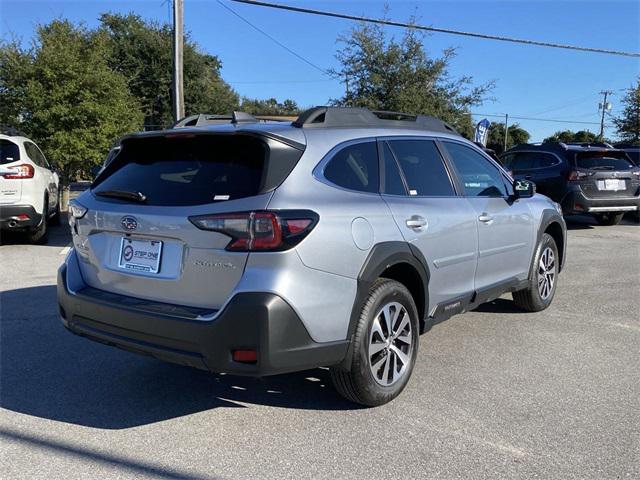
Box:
left=0, top=285, right=359, bottom=430
left=0, top=214, right=71, bottom=247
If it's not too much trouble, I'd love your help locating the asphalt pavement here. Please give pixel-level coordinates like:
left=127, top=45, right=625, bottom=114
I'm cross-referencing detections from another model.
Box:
left=1, top=215, right=638, bottom=479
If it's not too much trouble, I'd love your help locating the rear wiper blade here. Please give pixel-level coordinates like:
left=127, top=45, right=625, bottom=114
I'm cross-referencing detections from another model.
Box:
left=95, top=189, right=147, bottom=202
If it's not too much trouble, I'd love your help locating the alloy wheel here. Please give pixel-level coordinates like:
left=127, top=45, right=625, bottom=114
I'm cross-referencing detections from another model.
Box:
left=537, top=246, right=556, bottom=300
left=368, top=301, right=413, bottom=386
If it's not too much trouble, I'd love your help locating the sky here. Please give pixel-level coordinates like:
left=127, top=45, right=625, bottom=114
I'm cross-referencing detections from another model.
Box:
left=1, top=0, right=639, bottom=141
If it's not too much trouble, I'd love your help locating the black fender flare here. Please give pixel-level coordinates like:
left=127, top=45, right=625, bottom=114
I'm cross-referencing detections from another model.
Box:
left=531, top=209, right=567, bottom=278
left=337, top=241, right=430, bottom=369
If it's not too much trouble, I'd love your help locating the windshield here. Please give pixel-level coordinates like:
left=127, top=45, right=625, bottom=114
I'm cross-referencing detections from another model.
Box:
left=574, top=151, right=635, bottom=171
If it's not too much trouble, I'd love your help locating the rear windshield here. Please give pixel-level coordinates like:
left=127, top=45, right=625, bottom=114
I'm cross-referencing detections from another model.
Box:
left=625, top=150, right=639, bottom=166
left=92, top=135, right=269, bottom=206
left=0, top=139, right=20, bottom=164
left=575, top=151, right=635, bottom=171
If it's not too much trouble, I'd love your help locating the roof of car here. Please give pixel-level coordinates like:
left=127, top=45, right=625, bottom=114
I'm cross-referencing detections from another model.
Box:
left=505, top=142, right=624, bottom=155
left=125, top=107, right=466, bottom=151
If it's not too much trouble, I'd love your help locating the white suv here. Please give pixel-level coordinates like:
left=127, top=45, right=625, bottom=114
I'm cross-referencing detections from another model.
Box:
left=0, top=132, right=60, bottom=243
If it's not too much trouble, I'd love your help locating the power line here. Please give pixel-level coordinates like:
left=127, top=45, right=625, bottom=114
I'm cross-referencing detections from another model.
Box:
left=215, top=0, right=331, bottom=75
left=228, top=79, right=334, bottom=84
left=231, top=0, right=640, bottom=58
left=469, top=112, right=604, bottom=125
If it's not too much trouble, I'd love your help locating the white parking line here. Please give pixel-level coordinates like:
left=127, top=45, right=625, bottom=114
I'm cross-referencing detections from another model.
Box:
left=59, top=245, right=71, bottom=255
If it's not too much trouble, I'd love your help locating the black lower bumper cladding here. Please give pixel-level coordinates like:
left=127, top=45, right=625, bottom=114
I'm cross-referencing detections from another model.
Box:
left=57, top=266, right=348, bottom=376
left=0, top=204, right=41, bottom=230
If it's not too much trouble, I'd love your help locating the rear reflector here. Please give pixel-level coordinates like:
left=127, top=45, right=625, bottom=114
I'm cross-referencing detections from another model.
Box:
left=232, top=349, right=257, bottom=363
left=16, top=214, right=30, bottom=221
left=189, top=210, right=318, bottom=252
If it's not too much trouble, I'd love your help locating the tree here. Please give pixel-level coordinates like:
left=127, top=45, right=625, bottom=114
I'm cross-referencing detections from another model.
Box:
left=614, top=79, right=640, bottom=145
left=99, top=13, right=239, bottom=129
left=486, top=123, right=530, bottom=154
left=330, top=20, right=493, bottom=138
left=239, top=97, right=301, bottom=116
left=0, top=21, right=143, bottom=184
left=543, top=130, right=599, bottom=144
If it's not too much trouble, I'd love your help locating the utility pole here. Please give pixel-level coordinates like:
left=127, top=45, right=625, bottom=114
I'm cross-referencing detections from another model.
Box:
left=598, top=90, right=613, bottom=140
left=172, top=0, right=185, bottom=122
left=503, top=113, right=509, bottom=152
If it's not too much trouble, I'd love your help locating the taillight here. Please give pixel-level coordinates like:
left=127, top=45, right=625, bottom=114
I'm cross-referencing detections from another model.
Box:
left=2, top=164, right=34, bottom=179
left=189, top=210, right=318, bottom=251
left=567, top=170, right=588, bottom=181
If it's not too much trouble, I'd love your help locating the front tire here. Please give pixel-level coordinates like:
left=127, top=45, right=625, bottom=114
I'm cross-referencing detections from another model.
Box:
left=594, top=212, right=623, bottom=226
left=331, top=279, right=419, bottom=407
left=513, top=233, right=558, bottom=312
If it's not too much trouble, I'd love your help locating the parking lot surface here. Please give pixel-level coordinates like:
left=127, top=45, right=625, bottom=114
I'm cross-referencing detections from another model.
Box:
left=1, top=216, right=638, bottom=479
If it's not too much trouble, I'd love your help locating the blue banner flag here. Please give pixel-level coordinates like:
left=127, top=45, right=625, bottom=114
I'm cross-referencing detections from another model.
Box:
left=474, top=119, right=491, bottom=146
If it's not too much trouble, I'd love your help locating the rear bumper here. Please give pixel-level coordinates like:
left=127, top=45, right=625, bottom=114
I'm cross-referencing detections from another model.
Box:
left=57, top=263, right=348, bottom=376
left=560, top=189, right=640, bottom=214
left=0, top=204, right=41, bottom=230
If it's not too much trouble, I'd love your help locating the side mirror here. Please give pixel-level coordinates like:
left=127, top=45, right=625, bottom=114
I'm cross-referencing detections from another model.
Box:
left=513, top=179, right=535, bottom=198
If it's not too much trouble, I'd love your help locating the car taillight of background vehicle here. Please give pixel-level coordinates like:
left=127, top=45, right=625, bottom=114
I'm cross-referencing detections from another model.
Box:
left=567, top=170, right=589, bottom=181
left=189, top=210, right=319, bottom=251
left=1, top=164, right=34, bottom=179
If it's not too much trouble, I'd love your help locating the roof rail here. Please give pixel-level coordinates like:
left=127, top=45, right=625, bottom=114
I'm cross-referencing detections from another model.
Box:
left=172, top=112, right=261, bottom=128
left=292, top=107, right=460, bottom=135
left=564, top=141, right=614, bottom=148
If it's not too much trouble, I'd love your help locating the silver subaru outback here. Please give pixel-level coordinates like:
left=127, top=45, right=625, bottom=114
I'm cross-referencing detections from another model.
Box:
left=58, top=107, right=566, bottom=406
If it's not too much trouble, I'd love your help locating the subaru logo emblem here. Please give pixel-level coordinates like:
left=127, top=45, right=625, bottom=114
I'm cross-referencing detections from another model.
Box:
left=121, top=216, right=138, bottom=231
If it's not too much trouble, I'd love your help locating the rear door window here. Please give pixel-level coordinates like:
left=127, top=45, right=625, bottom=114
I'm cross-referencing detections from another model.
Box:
left=575, top=151, right=635, bottom=170
left=323, top=141, right=379, bottom=193
left=380, top=142, right=407, bottom=195
left=93, top=135, right=272, bottom=206
left=386, top=139, right=455, bottom=196
left=1, top=140, right=21, bottom=165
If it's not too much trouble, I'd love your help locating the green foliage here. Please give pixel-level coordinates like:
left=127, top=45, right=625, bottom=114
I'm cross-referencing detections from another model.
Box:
left=330, top=20, right=494, bottom=138
left=486, top=123, right=530, bottom=154
left=239, top=97, right=301, bottom=116
left=0, top=20, right=143, bottom=184
left=614, top=79, right=640, bottom=145
left=543, top=130, right=599, bottom=144
left=99, top=13, right=239, bottom=129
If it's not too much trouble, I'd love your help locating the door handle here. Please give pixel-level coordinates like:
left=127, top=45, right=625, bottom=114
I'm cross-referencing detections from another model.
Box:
left=524, top=174, right=533, bottom=179
left=406, top=215, right=427, bottom=229
left=478, top=213, right=494, bottom=223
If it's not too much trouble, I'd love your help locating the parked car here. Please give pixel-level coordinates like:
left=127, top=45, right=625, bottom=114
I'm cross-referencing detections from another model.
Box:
left=616, top=144, right=640, bottom=166
left=58, top=107, right=566, bottom=406
left=501, top=142, right=640, bottom=225
left=0, top=131, right=60, bottom=243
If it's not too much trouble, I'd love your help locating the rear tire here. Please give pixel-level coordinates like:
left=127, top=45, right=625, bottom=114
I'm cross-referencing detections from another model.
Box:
left=594, top=212, right=623, bottom=226
left=330, top=279, right=419, bottom=407
left=49, top=195, right=61, bottom=225
left=27, top=201, right=48, bottom=244
left=513, top=233, right=558, bottom=312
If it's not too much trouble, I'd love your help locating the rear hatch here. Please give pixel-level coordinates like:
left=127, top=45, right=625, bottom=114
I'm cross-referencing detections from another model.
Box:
left=72, top=131, right=304, bottom=310
left=0, top=139, right=23, bottom=204
left=571, top=150, right=640, bottom=199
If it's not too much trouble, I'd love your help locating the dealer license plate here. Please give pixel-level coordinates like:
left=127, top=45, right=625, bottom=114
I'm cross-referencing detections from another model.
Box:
left=597, top=179, right=625, bottom=191
left=118, top=238, right=162, bottom=274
